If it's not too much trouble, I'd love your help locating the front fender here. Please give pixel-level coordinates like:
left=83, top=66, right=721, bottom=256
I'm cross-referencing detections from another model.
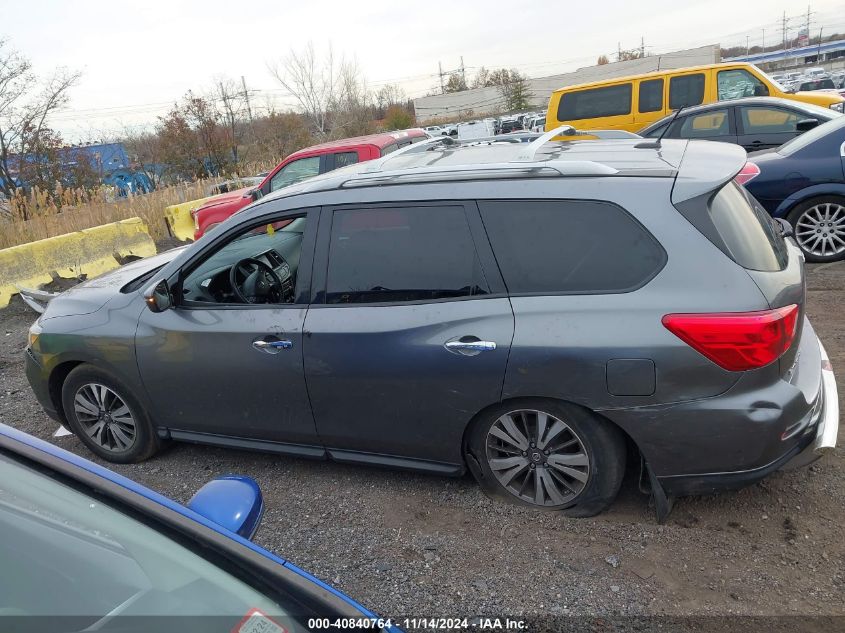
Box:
left=774, top=183, right=845, bottom=217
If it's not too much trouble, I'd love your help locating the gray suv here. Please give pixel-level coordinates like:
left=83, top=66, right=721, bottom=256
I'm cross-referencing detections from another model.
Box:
left=24, top=130, right=839, bottom=518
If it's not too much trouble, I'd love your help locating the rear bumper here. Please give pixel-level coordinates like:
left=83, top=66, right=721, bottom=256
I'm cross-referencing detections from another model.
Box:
left=657, top=339, right=838, bottom=496
left=780, top=341, right=839, bottom=470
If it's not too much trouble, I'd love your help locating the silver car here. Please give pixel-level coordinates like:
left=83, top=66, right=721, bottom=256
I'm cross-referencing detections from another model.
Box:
left=25, top=131, right=838, bottom=519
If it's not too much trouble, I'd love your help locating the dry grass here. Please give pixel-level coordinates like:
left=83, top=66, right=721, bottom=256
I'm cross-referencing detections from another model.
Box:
left=0, top=182, right=211, bottom=250
left=0, top=159, right=278, bottom=250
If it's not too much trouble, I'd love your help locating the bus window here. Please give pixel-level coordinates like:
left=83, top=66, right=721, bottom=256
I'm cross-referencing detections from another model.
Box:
left=558, top=83, right=633, bottom=121
left=669, top=74, right=705, bottom=109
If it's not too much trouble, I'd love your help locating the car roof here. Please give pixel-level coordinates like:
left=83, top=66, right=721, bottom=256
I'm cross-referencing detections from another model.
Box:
left=288, top=128, right=428, bottom=156
left=251, top=133, right=746, bottom=206
left=639, top=96, right=835, bottom=133
left=550, top=62, right=756, bottom=94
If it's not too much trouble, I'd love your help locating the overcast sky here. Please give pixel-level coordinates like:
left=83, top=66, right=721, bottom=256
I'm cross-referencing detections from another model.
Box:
left=4, top=0, right=844, bottom=140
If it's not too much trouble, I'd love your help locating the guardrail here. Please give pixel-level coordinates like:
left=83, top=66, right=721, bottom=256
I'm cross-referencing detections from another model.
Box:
left=164, top=196, right=211, bottom=242
left=0, top=217, right=156, bottom=309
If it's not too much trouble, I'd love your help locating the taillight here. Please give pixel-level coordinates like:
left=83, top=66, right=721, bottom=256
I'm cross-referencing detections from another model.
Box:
left=735, top=161, right=760, bottom=186
left=662, top=304, right=799, bottom=371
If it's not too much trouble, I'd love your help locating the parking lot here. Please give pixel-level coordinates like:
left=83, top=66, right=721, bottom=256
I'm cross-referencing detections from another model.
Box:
left=0, top=257, right=843, bottom=621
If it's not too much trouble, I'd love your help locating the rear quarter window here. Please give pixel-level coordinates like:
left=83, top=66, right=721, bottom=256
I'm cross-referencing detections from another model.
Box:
left=708, top=183, right=787, bottom=271
left=676, top=182, right=787, bottom=272
left=479, top=200, right=666, bottom=294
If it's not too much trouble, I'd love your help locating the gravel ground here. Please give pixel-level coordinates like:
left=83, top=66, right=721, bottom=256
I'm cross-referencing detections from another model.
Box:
left=1, top=258, right=844, bottom=627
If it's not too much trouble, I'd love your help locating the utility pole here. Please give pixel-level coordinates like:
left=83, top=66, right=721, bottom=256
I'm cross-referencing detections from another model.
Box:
left=746, top=35, right=750, bottom=56
left=781, top=11, right=790, bottom=50
left=806, top=5, right=812, bottom=40
left=640, top=36, right=645, bottom=58
left=617, top=42, right=622, bottom=62
left=762, top=28, right=765, bottom=50
left=240, top=76, right=253, bottom=124
left=438, top=61, right=445, bottom=94
left=460, top=56, right=466, bottom=86
left=818, top=26, right=824, bottom=61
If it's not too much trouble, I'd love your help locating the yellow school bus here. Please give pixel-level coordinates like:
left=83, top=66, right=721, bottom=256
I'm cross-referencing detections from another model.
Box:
left=545, top=62, right=845, bottom=133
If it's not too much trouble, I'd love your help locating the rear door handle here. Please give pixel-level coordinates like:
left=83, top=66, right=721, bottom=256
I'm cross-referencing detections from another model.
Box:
left=444, top=337, right=497, bottom=356
left=253, top=337, right=293, bottom=354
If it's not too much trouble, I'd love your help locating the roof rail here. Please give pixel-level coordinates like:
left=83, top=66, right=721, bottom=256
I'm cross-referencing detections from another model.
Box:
left=514, top=125, right=577, bottom=161
left=361, top=135, right=457, bottom=173
left=514, top=125, right=643, bottom=162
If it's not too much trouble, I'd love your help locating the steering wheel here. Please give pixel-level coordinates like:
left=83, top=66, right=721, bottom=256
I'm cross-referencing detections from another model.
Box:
left=229, top=258, right=284, bottom=304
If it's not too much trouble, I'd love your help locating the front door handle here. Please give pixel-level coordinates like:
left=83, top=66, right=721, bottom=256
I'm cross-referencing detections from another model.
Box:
left=444, top=337, right=497, bottom=356
left=253, top=337, right=293, bottom=354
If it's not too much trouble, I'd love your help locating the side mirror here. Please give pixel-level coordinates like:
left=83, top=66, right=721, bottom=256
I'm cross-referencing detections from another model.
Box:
left=796, top=118, right=820, bottom=132
left=775, top=217, right=794, bottom=238
left=187, top=476, right=264, bottom=539
left=143, top=279, right=173, bottom=313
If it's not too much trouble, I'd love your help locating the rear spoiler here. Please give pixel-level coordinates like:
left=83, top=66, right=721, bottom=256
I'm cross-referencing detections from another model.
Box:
left=15, top=286, right=59, bottom=314
left=671, top=141, right=748, bottom=204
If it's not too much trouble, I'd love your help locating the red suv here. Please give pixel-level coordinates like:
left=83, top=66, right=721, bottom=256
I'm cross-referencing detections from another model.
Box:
left=192, top=129, right=428, bottom=238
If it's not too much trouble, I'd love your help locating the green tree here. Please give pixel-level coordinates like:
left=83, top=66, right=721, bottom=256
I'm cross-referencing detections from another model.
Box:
left=444, top=73, right=468, bottom=93
left=497, top=69, right=531, bottom=112
left=383, top=105, right=414, bottom=130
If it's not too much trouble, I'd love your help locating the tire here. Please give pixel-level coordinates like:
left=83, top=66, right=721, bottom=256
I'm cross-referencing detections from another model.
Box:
left=787, top=196, right=845, bottom=263
left=61, top=364, right=160, bottom=463
left=465, top=399, right=626, bottom=517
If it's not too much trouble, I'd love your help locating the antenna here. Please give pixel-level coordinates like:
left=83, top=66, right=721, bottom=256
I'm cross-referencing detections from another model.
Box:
left=635, top=107, right=684, bottom=149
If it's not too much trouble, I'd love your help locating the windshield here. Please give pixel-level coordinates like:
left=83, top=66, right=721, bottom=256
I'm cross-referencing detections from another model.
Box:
left=0, top=453, right=304, bottom=630
left=779, top=114, right=845, bottom=156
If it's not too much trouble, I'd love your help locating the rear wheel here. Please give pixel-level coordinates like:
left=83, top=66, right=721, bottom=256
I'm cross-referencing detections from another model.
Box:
left=788, top=196, right=845, bottom=262
left=466, top=400, right=626, bottom=517
left=61, top=365, right=160, bottom=463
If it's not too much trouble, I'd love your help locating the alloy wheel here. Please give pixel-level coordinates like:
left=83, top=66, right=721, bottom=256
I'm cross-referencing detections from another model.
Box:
left=485, top=409, right=590, bottom=507
left=73, top=383, right=137, bottom=452
left=794, top=202, right=845, bottom=258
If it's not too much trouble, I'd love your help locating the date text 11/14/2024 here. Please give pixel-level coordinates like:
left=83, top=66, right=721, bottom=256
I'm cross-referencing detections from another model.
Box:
left=307, top=618, right=528, bottom=630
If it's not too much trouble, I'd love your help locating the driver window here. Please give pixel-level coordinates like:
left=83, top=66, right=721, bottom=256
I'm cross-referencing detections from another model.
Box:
left=180, top=215, right=309, bottom=306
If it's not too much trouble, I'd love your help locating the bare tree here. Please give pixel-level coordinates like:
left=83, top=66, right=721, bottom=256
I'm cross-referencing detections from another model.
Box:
left=122, top=125, right=165, bottom=187
left=269, top=42, right=370, bottom=138
left=0, top=39, right=80, bottom=202
left=374, top=83, right=406, bottom=111
left=214, top=78, right=246, bottom=164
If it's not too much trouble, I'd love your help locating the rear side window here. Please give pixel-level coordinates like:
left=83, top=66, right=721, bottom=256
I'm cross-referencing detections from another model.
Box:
left=479, top=200, right=665, bottom=294
left=332, top=151, right=359, bottom=169
left=706, top=182, right=787, bottom=271
left=669, top=74, right=705, bottom=109
left=558, top=84, right=632, bottom=121
left=638, top=79, right=664, bottom=113
left=325, top=206, right=489, bottom=304
left=676, top=109, right=731, bottom=137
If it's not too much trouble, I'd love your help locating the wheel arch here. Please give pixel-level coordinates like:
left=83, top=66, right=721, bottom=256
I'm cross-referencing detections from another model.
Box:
left=460, top=396, right=642, bottom=475
left=48, top=360, right=84, bottom=424
left=774, top=185, right=845, bottom=218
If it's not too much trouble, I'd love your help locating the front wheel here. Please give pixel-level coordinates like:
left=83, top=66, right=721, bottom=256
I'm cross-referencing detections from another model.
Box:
left=787, top=196, right=845, bottom=262
left=61, top=365, right=160, bottom=463
left=466, top=400, right=626, bottom=517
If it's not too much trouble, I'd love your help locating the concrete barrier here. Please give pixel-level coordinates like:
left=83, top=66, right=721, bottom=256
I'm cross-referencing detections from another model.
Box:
left=164, top=196, right=211, bottom=242
left=0, top=217, right=156, bottom=309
